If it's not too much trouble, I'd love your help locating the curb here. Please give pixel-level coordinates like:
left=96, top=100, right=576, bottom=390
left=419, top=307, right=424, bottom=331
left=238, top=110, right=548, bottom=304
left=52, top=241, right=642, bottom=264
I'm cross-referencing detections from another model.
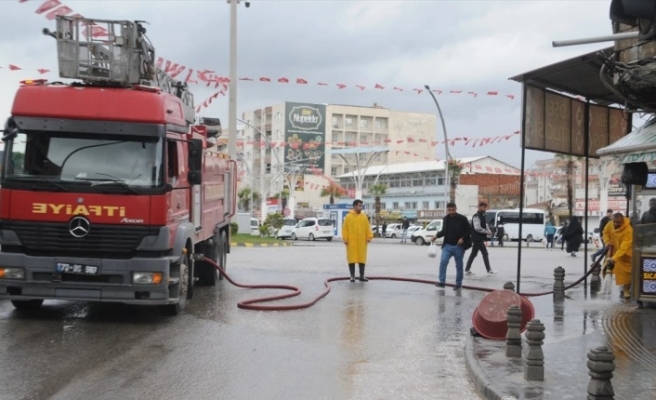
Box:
left=230, top=242, right=294, bottom=248
left=464, top=335, right=516, bottom=400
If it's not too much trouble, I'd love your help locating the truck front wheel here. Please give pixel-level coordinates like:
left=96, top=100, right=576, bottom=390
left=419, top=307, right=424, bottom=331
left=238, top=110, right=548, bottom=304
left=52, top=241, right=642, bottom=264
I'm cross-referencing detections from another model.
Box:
left=11, top=299, right=43, bottom=310
left=160, top=254, right=190, bottom=316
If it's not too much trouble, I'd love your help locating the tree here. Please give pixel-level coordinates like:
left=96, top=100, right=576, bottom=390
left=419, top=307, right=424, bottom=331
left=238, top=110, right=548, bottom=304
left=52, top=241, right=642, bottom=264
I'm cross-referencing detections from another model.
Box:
left=555, top=154, right=581, bottom=218
left=447, top=158, right=463, bottom=203
left=320, top=182, right=346, bottom=205
left=271, top=188, right=290, bottom=210
left=237, top=187, right=261, bottom=212
left=368, top=183, right=387, bottom=236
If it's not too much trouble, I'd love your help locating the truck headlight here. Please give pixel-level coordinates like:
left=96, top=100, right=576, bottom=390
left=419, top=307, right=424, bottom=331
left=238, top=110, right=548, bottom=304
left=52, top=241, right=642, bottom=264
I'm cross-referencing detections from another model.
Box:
left=132, top=272, right=163, bottom=285
left=0, top=267, right=25, bottom=280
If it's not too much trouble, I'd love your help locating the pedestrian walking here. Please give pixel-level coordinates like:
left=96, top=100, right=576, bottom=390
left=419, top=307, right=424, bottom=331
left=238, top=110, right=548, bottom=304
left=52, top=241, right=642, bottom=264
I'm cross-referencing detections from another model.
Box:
left=381, top=221, right=387, bottom=238
left=489, top=224, right=497, bottom=247
left=560, top=221, right=568, bottom=250
left=342, top=199, right=373, bottom=282
left=465, top=202, right=497, bottom=275
left=496, top=223, right=505, bottom=247
left=544, top=221, right=556, bottom=250
left=592, top=209, right=613, bottom=263
left=431, top=202, right=472, bottom=291
left=400, top=217, right=410, bottom=243
left=563, top=216, right=583, bottom=257
left=603, top=212, right=633, bottom=299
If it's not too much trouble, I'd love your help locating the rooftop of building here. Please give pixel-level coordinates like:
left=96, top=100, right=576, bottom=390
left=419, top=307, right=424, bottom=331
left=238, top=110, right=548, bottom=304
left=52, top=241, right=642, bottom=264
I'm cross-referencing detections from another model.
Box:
left=336, top=156, right=520, bottom=178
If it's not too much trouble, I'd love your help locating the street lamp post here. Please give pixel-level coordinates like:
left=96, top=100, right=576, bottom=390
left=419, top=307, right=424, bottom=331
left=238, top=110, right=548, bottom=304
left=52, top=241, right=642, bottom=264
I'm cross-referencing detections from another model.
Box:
left=227, top=0, right=250, bottom=160
left=425, top=85, right=451, bottom=213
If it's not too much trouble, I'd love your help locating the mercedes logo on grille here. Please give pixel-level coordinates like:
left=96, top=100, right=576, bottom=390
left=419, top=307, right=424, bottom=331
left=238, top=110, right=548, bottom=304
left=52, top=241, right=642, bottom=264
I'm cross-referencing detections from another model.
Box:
left=69, top=216, right=91, bottom=238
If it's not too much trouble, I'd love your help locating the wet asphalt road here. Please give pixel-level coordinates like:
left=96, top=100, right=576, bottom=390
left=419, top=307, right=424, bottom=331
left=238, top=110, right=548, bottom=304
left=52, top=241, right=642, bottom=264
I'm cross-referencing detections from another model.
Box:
left=0, top=239, right=594, bottom=400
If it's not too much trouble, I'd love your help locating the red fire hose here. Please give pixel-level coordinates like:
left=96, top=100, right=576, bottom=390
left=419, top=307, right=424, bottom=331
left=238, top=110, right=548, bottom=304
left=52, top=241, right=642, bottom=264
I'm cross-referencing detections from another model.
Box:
left=201, top=256, right=601, bottom=311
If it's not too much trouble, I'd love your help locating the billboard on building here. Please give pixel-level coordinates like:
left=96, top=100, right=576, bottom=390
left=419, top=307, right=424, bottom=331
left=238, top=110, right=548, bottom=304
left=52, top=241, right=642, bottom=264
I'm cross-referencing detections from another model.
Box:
left=284, top=102, right=326, bottom=175
left=522, top=85, right=632, bottom=158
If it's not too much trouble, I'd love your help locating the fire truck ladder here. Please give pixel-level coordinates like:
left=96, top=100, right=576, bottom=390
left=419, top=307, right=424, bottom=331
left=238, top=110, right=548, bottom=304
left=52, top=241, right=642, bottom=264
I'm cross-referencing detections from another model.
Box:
left=44, top=16, right=194, bottom=121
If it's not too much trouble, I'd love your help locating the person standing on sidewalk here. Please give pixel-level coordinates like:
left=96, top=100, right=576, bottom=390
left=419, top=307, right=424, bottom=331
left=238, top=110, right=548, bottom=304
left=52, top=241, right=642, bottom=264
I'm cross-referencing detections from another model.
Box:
left=400, top=217, right=410, bottom=243
left=342, top=199, right=373, bottom=282
left=604, top=212, right=633, bottom=299
left=465, top=202, right=497, bottom=275
left=592, top=209, right=613, bottom=263
left=431, top=202, right=472, bottom=291
left=544, top=221, right=557, bottom=250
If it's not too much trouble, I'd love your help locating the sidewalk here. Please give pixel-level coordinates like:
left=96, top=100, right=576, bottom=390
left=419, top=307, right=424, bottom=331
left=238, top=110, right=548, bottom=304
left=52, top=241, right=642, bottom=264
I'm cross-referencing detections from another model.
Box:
left=465, top=289, right=656, bottom=400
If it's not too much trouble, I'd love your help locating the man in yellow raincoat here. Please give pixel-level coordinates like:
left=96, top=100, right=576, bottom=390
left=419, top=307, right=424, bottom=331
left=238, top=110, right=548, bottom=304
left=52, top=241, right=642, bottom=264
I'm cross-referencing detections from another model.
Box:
left=342, top=199, right=373, bottom=282
left=603, top=212, right=633, bottom=299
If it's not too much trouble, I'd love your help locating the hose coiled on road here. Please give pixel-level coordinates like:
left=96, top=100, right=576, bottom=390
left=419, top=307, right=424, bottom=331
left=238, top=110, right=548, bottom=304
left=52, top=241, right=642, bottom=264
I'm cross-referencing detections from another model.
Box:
left=201, top=256, right=601, bottom=311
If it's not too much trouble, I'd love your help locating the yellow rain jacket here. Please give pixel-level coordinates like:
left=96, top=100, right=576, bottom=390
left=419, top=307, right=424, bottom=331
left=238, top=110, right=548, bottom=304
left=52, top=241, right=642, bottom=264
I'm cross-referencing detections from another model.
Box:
left=603, top=217, right=633, bottom=286
left=342, top=210, right=373, bottom=264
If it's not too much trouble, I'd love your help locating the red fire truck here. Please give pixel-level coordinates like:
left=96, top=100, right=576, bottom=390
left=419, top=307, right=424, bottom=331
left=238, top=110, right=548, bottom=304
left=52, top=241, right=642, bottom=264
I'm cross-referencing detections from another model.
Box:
left=0, top=16, right=236, bottom=315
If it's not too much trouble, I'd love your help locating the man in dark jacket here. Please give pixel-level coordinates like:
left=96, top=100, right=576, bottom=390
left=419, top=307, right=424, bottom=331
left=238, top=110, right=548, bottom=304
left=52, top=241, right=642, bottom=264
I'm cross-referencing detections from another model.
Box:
left=641, top=198, right=656, bottom=224
left=431, top=202, right=471, bottom=291
left=465, top=202, right=497, bottom=275
left=591, top=209, right=612, bottom=263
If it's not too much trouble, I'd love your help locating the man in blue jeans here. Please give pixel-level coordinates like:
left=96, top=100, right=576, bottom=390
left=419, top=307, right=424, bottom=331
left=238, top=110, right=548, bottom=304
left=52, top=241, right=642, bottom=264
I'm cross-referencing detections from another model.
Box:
left=431, top=202, right=472, bottom=291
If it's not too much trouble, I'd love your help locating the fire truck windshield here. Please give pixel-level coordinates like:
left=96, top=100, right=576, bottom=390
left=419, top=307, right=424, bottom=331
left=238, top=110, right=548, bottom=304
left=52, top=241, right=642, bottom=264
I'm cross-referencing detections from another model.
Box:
left=3, top=131, right=163, bottom=192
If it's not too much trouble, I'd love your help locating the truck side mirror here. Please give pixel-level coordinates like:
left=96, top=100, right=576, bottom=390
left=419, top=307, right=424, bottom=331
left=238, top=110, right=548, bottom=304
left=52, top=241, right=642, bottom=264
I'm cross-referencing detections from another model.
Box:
left=188, top=138, right=203, bottom=185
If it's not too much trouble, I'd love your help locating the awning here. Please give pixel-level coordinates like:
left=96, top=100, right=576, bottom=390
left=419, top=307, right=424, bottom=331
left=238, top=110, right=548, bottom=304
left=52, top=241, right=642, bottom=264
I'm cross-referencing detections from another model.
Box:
left=509, top=46, right=622, bottom=106
left=597, top=118, right=656, bottom=163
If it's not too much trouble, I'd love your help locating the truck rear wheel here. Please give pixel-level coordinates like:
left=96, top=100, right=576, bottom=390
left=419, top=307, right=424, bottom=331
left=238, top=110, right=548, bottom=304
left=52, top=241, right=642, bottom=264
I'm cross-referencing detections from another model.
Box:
left=196, top=239, right=220, bottom=286
left=218, top=231, right=228, bottom=280
left=160, top=253, right=190, bottom=316
left=11, top=299, right=43, bottom=310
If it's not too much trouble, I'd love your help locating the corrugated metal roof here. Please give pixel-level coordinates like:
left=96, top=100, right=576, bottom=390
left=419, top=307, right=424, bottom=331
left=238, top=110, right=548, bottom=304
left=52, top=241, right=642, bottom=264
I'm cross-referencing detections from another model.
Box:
left=509, top=46, right=622, bottom=106
left=336, top=156, right=519, bottom=178
left=597, top=118, right=656, bottom=163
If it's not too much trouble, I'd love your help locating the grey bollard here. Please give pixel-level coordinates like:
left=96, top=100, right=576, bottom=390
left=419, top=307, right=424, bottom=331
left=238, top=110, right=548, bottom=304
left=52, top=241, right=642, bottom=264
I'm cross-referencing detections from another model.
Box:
left=554, top=267, right=566, bottom=301
left=503, top=281, right=515, bottom=292
left=523, top=319, right=545, bottom=381
left=506, top=305, right=522, bottom=358
left=587, top=346, right=615, bottom=400
left=590, top=265, right=601, bottom=295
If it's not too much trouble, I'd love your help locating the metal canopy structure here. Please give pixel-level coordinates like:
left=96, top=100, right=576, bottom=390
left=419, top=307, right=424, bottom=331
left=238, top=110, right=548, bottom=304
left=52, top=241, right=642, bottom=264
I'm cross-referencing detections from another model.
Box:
left=328, top=147, right=390, bottom=199
left=509, top=46, right=621, bottom=106
left=508, top=46, right=628, bottom=294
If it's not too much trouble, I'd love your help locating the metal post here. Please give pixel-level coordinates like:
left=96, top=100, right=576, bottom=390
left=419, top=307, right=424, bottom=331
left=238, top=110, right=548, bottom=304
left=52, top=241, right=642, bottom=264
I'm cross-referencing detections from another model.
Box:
left=227, top=0, right=239, bottom=160
left=584, top=100, right=590, bottom=293
left=425, top=85, right=451, bottom=212
left=517, top=83, right=528, bottom=294
left=552, top=31, right=639, bottom=48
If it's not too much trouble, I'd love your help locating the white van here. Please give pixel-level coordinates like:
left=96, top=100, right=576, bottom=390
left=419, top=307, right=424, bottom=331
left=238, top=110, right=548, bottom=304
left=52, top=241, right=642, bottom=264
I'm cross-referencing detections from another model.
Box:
left=411, top=219, right=443, bottom=246
left=291, top=217, right=334, bottom=241
left=250, top=218, right=260, bottom=236
left=276, top=218, right=298, bottom=239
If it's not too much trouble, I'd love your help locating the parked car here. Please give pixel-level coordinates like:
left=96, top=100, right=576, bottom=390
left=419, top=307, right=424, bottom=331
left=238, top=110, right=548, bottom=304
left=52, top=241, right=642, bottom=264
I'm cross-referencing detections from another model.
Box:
left=411, top=220, right=444, bottom=246
left=291, top=218, right=335, bottom=241
left=554, top=226, right=593, bottom=245
left=384, top=223, right=403, bottom=238
left=276, top=218, right=299, bottom=239
left=387, top=224, right=419, bottom=239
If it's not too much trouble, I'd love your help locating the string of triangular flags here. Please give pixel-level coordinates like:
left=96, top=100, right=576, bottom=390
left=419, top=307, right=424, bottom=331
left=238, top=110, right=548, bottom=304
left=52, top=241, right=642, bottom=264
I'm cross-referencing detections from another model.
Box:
left=14, top=0, right=518, bottom=101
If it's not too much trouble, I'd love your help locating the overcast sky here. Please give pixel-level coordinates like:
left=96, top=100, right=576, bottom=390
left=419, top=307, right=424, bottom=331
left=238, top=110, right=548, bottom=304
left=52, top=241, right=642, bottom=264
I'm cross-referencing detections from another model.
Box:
left=0, top=0, right=637, bottom=168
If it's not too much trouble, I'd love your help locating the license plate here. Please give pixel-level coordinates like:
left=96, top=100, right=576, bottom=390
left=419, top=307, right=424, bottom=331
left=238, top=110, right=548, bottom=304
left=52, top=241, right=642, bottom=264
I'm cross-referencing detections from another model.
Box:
left=55, top=262, right=100, bottom=275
